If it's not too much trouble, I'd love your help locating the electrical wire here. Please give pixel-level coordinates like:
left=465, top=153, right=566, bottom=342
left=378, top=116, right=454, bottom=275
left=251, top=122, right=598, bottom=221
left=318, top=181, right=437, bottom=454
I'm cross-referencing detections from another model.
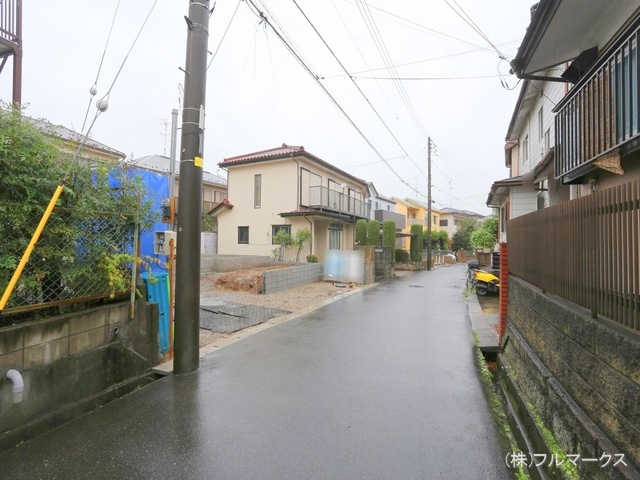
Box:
left=444, top=0, right=507, bottom=61
left=80, top=0, right=121, bottom=136
left=100, top=1, right=159, bottom=104
left=329, top=0, right=414, bottom=145
left=207, top=0, right=242, bottom=70
left=321, top=40, right=521, bottom=79
left=347, top=0, right=505, bottom=55
left=292, top=0, right=422, bottom=172
left=353, top=74, right=505, bottom=81
left=64, top=1, right=159, bottom=182
left=356, top=0, right=429, bottom=143
left=243, top=0, right=424, bottom=199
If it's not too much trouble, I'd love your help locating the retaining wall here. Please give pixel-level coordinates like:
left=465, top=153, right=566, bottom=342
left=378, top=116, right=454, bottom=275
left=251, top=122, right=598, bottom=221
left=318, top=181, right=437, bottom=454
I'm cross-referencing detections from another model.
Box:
left=501, top=276, right=640, bottom=479
left=262, top=264, right=323, bottom=294
left=0, top=299, right=158, bottom=452
left=201, top=255, right=271, bottom=273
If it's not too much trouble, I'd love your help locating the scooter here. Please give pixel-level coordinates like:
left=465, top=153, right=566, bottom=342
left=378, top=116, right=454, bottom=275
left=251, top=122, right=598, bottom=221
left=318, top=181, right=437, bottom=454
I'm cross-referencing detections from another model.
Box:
left=471, top=268, right=500, bottom=296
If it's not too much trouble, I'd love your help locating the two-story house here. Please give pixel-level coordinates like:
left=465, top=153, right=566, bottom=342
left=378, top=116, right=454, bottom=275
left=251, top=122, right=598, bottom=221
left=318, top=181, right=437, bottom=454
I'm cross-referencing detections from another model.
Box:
left=367, top=183, right=406, bottom=245
left=437, top=207, right=484, bottom=239
left=390, top=197, right=422, bottom=250
left=486, top=76, right=569, bottom=242
left=510, top=0, right=640, bottom=192
left=495, top=2, right=640, bottom=476
left=404, top=198, right=441, bottom=234
left=212, top=144, right=369, bottom=262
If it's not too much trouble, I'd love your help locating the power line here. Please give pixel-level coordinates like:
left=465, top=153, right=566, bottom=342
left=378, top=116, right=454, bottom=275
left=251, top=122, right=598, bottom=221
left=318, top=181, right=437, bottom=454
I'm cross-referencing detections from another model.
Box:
left=353, top=74, right=505, bottom=81
left=355, top=0, right=429, bottom=143
left=345, top=0, right=504, bottom=55
left=207, top=0, right=242, bottom=70
left=444, top=0, right=507, bottom=61
left=243, top=0, right=420, bottom=196
left=81, top=0, right=121, bottom=136
left=321, top=40, right=520, bottom=79
left=292, top=0, right=426, bottom=178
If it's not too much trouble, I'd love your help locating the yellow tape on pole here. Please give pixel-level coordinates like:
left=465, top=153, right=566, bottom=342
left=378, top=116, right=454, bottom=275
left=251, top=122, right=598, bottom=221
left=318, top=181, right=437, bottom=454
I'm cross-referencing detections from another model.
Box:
left=0, top=184, right=65, bottom=311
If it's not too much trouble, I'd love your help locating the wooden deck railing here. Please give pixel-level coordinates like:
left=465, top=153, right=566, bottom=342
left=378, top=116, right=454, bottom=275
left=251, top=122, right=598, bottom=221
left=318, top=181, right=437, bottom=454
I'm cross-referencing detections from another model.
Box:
left=507, top=180, right=640, bottom=332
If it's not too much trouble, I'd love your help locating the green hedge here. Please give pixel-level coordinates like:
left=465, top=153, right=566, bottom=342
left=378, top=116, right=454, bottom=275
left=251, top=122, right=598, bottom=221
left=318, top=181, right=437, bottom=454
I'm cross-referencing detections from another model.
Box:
left=355, top=219, right=367, bottom=245
left=366, top=220, right=380, bottom=246
left=382, top=220, right=396, bottom=248
left=410, top=224, right=423, bottom=262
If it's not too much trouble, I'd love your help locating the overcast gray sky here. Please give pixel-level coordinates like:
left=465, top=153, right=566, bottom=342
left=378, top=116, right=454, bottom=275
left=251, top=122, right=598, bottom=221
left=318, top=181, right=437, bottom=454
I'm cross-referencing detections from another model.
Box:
left=0, top=0, right=534, bottom=215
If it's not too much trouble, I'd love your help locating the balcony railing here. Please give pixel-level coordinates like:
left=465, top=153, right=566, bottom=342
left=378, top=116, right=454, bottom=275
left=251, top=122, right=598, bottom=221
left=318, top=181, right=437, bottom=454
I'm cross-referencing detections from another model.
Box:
left=308, top=186, right=369, bottom=219
left=0, top=0, right=20, bottom=45
left=555, top=22, right=639, bottom=180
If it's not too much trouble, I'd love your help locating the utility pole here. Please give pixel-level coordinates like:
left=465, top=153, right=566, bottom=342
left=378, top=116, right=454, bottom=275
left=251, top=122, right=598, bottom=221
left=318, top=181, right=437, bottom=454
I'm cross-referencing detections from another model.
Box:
left=169, top=108, right=179, bottom=199
left=427, top=138, right=432, bottom=271
left=174, top=0, right=210, bottom=374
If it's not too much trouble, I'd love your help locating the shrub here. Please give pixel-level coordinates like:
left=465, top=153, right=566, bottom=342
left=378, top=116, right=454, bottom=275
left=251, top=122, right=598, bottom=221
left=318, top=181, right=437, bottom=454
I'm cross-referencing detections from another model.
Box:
left=382, top=220, right=396, bottom=247
left=366, top=220, right=380, bottom=246
left=395, top=249, right=410, bottom=263
left=410, top=224, right=423, bottom=261
left=355, top=219, right=367, bottom=245
left=306, top=254, right=318, bottom=263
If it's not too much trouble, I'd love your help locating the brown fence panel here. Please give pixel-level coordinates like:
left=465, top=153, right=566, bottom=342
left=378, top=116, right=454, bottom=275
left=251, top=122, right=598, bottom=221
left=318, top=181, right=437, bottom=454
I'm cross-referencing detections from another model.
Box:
left=507, top=180, right=640, bottom=331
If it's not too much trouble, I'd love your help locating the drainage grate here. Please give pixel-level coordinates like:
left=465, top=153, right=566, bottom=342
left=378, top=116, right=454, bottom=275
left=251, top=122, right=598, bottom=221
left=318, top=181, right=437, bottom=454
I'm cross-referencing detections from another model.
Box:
left=199, top=301, right=291, bottom=334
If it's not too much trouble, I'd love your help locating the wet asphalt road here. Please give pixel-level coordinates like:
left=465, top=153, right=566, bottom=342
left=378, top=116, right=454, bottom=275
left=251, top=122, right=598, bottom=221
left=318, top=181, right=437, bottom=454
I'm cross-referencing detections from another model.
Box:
left=1, top=264, right=512, bottom=479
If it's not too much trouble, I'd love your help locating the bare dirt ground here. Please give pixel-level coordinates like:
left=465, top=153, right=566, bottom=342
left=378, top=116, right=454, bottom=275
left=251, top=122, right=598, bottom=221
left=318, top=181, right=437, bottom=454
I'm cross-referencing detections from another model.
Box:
left=197, top=267, right=364, bottom=347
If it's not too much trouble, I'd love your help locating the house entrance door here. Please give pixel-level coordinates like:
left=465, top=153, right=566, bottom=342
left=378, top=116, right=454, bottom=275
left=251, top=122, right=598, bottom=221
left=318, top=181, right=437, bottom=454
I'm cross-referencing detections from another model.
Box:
left=328, top=222, right=342, bottom=249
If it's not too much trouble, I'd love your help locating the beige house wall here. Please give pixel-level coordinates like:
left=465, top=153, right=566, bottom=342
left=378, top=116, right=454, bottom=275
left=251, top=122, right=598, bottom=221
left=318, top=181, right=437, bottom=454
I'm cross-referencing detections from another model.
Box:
left=217, top=154, right=365, bottom=261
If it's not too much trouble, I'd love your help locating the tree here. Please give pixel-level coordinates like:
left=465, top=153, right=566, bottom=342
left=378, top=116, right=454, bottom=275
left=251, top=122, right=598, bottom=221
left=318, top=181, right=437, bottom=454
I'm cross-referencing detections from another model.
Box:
left=433, top=230, right=450, bottom=250
left=355, top=219, right=367, bottom=245
left=273, top=229, right=292, bottom=261
left=0, top=106, right=156, bottom=310
left=293, top=228, right=312, bottom=262
left=470, top=215, right=498, bottom=250
left=366, top=220, right=380, bottom=246
left=423, top=229, right=449, bottom=250
left=451, top=217, right=478, bottom=252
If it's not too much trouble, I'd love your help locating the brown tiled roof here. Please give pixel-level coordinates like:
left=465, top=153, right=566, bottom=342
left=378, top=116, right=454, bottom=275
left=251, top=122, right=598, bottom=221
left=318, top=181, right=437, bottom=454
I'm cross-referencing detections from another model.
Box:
left=219, top=143, right=367, bottom=187
left=207, top=198, right=233, bottom=216
left=222, top=144, right=306, bottom=164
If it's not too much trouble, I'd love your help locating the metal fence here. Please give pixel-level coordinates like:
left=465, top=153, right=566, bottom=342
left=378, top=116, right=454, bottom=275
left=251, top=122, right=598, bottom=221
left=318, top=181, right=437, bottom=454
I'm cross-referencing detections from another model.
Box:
left=0, top=206, right=137, bottom=320
left=507, top=180, right=640, bottom=332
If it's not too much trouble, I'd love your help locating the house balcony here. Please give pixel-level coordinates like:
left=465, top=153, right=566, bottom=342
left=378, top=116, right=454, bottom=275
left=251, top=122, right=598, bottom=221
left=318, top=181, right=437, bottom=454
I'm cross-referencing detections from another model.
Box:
left=554, top=20, right=639, bottom=182
left=308, top=185, right=369, bottom=220
left=373, top=210, right=406, bottom=229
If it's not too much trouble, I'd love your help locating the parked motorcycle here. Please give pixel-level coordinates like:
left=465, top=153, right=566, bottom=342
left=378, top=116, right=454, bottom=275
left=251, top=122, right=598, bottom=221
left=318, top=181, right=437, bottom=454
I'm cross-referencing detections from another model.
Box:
left=467, top=261, right=500, bottom=296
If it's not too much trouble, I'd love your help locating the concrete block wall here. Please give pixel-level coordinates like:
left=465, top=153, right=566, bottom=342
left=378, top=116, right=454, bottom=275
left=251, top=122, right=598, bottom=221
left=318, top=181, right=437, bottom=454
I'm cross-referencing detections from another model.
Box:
left=502, top=276, right=640, bottom=479
left=0, top=303, right=130, bottom=373
left=201, top=255, right=271, bottom=273
left=0, top=301, right=157, bottom=451
left=262, top=264, right=323, bottom=294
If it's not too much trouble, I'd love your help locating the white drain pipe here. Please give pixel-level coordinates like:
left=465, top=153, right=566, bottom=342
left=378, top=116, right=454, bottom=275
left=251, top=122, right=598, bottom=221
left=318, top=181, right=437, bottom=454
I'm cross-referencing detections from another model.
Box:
left=6, top=369, right=24, bottom=403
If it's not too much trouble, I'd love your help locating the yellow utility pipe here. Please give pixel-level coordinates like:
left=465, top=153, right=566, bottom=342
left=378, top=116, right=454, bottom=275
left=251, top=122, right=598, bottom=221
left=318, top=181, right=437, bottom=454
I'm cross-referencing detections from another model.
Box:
left=0, top=184, right=65, bottom=311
